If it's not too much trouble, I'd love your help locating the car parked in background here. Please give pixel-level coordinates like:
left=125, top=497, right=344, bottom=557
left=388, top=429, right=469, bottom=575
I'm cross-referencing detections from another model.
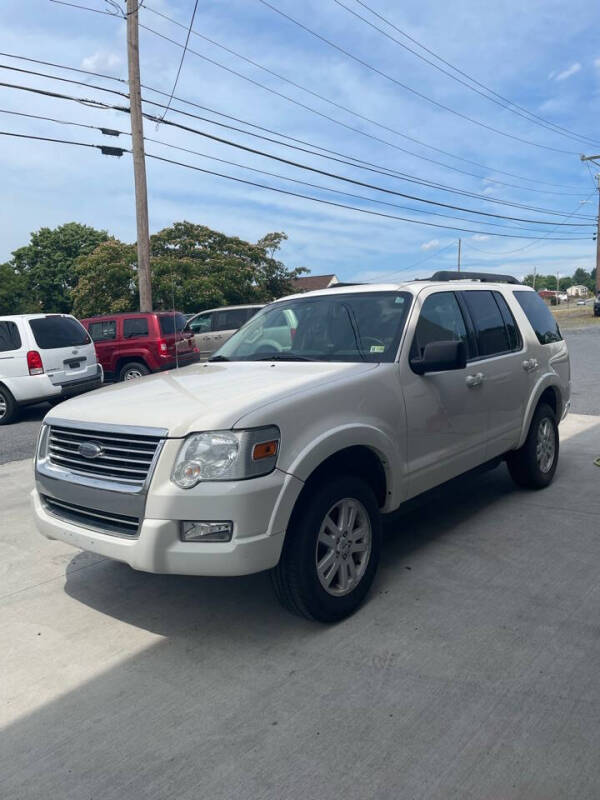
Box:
left=0, top=313, right=102, bottom=425
left=81, top=311, right=199, bottom=381
left=185, top=304, right=263, bottom=360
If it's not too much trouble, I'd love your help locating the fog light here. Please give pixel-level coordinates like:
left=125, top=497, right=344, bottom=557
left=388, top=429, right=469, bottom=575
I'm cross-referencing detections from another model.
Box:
left=181, top=521, right=233, bottom=542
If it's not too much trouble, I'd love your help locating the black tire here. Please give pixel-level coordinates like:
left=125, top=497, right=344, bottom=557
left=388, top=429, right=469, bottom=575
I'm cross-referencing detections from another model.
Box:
left=507, top=402, right=559, bottom=489
left=0, top=385, right=18, bottom=425
left=119, top=361, right=150, bottom=381
left=271, top=475, right=381, bottom=623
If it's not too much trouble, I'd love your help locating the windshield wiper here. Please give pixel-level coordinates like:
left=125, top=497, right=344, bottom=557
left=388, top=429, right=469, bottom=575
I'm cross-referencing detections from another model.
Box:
left=208, top=355, right=230, bottom=362
left=253, top=354, right=316, bottom=362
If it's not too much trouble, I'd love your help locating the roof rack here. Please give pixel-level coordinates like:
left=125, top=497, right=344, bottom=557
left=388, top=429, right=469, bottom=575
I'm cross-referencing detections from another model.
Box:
left=427, top=271, right=521, bottom=285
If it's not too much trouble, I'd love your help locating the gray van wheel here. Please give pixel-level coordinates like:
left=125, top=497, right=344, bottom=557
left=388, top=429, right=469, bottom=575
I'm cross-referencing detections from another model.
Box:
left=0, top=386, right=18, bottom=425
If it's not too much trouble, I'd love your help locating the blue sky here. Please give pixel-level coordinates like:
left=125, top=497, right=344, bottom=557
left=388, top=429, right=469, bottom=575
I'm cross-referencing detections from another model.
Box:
left=1, top=0, right=598, bottom=282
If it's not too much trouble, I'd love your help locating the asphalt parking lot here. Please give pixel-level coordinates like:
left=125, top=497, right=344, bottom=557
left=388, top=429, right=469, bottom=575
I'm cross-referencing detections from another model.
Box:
left=2, top=330, right=600, bottom=799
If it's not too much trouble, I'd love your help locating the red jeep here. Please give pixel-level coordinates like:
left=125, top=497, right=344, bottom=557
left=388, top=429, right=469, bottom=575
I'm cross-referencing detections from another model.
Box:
left=81, top=311, right=200, bottom=381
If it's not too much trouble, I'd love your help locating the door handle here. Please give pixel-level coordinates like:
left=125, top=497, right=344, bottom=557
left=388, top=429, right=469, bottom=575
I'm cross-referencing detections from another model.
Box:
left=522, top=358, right=539, bottom=373
left=465, top=372, right=484, bottom=388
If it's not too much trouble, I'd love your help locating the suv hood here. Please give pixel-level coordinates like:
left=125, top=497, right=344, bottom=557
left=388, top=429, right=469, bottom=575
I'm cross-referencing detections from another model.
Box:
left=46, top=361, right=379, bottom=437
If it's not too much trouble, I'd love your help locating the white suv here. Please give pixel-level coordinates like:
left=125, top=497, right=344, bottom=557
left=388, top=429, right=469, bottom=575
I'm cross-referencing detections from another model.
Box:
left=32, top=274, right=570, bottom=622
left=0, top=314, right=102, bottom=425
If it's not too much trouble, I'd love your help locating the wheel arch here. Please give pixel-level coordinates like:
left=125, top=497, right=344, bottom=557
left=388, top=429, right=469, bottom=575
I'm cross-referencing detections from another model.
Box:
left=115, top=356, right=150, bottom=376
left=517, top=379, right=563, bottom=449
left=269, top=427, right=402, bottom=539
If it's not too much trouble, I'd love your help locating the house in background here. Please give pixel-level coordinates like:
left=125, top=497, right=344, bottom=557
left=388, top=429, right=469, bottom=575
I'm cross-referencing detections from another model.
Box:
left=291, top=274, right=339, bottom=293
left=566, top=285, right=589, bottom=298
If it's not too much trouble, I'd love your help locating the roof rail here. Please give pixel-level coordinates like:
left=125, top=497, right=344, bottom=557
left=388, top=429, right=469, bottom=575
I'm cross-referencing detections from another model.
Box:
left=427, top=271, right=521, bottom=285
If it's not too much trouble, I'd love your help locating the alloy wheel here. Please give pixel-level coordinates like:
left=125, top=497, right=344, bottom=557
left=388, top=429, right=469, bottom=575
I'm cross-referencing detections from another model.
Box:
left=315, top=498, right=372, bottom=597
left=536, top=417, right=556, bottom=474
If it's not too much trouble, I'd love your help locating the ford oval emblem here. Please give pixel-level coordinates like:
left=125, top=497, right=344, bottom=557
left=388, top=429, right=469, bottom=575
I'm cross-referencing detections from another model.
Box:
left=78, top=441, right=103, bottom=459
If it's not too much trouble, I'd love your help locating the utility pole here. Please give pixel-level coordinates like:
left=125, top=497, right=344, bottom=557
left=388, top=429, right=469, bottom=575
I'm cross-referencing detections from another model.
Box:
left=532, top=266, right=536, bottom=290
left=457, top=238, right=461, bottom=272
left=580, top=155, right=600, bottom=294
left=127, top=0, right=152, bottom=311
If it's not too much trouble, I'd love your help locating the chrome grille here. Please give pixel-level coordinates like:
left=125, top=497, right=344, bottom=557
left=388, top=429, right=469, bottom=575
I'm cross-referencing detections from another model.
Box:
left=47, top=425, right=162, bottom=485
left=42, top=495, right=139, bottom=537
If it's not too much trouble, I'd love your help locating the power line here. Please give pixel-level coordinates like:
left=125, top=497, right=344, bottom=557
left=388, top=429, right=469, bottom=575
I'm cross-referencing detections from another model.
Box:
left=1, top=127, right=588, bottom=239
left=365, top=241, right=458, bottom=282
left=332, top=0, right=600, bottom=148
left=2, top=62, right=592, bottom=218
left=142, top=3, right=589, bottom=195
left=349, top=0, right=597, bottom=148
left=0, top=129, right=125, bottom=155
left=6, top=105, right=581, bottom=235
left=463, top=191, right=598, bottom=256
left=2, top=105, right=584, bottom=236
left=1, top=62, right=586, bottom=212
left=144, top=151, right=589, bottom=239
left=42, top=3, right=588, bottom=190
left=256, top=0, right=580, bottom=155
left=156, top=0, right=198, bottom=123
left=3, top=78, right=594, bottom=225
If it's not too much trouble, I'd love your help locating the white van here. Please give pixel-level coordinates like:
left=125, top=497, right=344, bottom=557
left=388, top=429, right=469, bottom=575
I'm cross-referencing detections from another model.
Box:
left=0, top=314, right=102, bottom=425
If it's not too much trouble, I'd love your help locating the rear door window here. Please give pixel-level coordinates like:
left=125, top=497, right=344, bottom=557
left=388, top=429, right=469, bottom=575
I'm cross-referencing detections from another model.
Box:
left=0, top=321, right=22, bottom=352
left=412, top=291, right=469, bottom=359
left=159, top=314, right=186, bottom=335
left=123, top=318, right=149, bottom=339
left=29, top=316, right=91, bottom=349
left=88, top=320, right=117, bottom=342
left=513, top=291, right=562, bottom=344
left=493, top=292, right=522, bottom=351
left=461, top=291, right=510, bottom=358
left=214, top=309, right=249, bottom=331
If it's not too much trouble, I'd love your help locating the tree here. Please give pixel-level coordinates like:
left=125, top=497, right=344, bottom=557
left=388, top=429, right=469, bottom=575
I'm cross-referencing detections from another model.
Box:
left=11, top=223, right=109, bottom=313
left=0, top=262, right=34, bottom=315
left=73, top=222, right=305, bottom=315
left=71, top=240, right=137, bottom=318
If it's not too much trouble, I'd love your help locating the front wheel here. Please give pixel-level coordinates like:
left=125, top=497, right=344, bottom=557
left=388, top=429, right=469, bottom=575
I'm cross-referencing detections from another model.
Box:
left=507, top=402, right=559, bottom=489
left=271, top=475, right=381, bottom=622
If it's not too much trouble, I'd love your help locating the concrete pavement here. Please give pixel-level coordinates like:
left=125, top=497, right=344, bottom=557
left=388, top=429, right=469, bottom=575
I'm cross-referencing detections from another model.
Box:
left=2, top=414, right=600, bottom=799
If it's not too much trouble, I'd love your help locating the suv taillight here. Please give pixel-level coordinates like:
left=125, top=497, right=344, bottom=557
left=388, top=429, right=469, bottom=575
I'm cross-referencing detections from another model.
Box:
left=158, top=339, right=168, bottom=353
left=27, top=350, right=44, bottom=375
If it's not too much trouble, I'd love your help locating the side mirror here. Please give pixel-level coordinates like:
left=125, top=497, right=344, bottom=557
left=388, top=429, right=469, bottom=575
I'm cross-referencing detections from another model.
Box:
left=410, top=340, right=467, bottom=375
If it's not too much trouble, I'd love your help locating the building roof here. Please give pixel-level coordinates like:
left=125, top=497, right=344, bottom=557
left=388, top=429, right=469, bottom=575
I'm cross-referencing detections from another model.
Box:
left=291, top=274, right=338, bottom=292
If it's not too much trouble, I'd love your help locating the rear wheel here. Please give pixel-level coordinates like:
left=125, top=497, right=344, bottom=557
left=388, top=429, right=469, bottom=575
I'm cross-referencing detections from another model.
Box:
left=271, top=475, right=381, bottom=622
left=0, top=386, right=18, bottom=425
left=507, top=402, right=559, bottom=489
left=119, top=361, right=150, bottom=381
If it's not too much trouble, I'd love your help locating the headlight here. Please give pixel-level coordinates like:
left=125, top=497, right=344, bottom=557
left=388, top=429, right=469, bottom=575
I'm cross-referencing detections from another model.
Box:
left=171, top=426, right=280, bottom=488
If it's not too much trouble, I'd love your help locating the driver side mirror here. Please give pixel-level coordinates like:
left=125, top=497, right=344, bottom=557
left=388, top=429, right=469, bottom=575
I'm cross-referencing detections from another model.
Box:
left=410, top=340, right=467, bottom=375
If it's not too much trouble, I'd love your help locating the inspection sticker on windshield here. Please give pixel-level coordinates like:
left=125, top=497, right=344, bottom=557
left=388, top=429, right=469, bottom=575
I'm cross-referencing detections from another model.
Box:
left=370, top=345, right=385, bottom=353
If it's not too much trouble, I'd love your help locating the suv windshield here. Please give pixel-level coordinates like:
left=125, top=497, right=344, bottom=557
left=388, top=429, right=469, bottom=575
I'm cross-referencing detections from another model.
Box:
left=29, top=316, right=91, bottom=349
left=214, top=291, right=412, bottom=362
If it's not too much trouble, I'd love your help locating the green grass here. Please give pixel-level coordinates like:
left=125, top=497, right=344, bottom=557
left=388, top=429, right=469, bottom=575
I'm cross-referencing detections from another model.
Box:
left=551, top=303, right=600, bottom=329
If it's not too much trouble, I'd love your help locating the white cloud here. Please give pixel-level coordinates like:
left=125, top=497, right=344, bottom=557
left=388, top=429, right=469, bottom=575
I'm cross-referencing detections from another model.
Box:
left=594, top=58, right=600, bottom=68
left=420, top=239, right=439, bottom=250
left=472, top=234, right=490, bottom=242
left=81, top=51, right=123, bottom=74
left=554, top=62, right=581, bottom=81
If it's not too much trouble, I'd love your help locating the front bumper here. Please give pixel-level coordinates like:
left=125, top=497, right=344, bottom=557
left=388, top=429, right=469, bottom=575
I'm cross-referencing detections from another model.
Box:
left=32, top=464, right=303, bottom=576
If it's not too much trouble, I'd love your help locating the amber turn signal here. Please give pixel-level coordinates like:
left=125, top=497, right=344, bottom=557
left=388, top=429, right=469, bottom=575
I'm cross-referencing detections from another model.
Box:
left=252, top=440, right=278, bottom=461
